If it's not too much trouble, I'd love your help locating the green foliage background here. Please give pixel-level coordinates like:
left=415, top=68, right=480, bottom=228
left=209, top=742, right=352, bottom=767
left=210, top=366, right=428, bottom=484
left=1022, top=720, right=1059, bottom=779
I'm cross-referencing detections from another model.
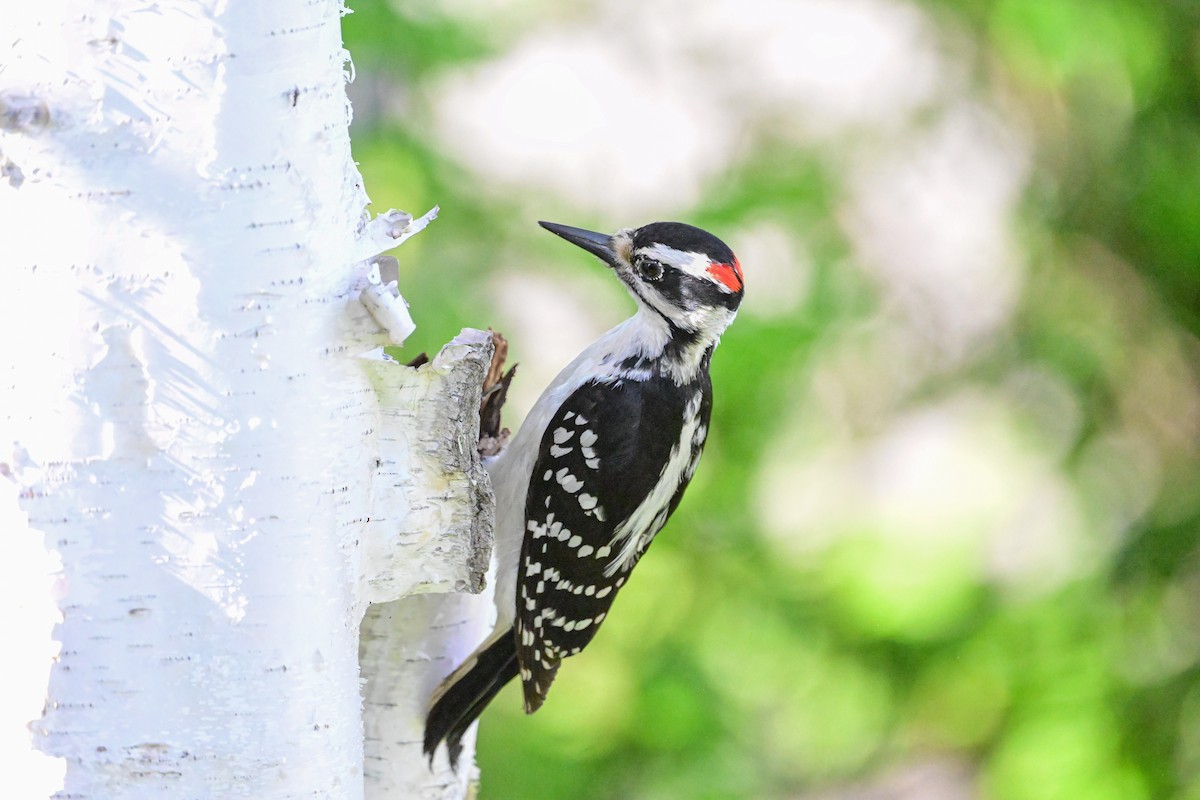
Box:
left=344, top=1, right=1200, bottom=797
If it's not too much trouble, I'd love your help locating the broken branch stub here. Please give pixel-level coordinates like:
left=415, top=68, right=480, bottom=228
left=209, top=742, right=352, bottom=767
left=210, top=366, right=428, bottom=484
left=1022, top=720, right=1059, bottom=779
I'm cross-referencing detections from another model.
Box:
left=358, top=328, right=495, bottom=606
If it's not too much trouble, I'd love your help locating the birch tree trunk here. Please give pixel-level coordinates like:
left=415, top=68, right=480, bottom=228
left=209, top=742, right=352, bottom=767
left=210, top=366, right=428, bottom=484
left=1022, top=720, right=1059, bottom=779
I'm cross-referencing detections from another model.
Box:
left=1, top=2, right=491, bottom=798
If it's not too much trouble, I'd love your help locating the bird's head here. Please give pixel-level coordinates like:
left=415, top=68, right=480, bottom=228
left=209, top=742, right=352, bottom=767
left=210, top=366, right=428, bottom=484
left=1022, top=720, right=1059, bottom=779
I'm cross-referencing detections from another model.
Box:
left=539, top=220, right=743, bottom=343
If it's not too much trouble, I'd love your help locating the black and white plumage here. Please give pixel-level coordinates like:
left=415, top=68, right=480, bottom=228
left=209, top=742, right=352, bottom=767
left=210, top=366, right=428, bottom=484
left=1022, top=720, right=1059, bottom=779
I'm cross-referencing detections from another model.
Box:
left=424, top=220, right=744, bottom=767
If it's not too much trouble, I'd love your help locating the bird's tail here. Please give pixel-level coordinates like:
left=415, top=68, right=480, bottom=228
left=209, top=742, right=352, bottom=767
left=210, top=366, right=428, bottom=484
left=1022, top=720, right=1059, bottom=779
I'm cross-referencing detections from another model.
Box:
left=424, top=626, right=519, bottom=769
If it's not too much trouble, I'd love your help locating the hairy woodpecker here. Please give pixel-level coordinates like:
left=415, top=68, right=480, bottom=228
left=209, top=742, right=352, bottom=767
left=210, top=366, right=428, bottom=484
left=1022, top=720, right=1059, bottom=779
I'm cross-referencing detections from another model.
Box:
left=424, top=220, right=744, bottom=767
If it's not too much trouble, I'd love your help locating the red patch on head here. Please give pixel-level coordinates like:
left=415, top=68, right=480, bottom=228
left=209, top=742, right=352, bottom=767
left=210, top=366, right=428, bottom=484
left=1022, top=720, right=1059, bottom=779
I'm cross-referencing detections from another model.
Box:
left=707, top=257, right=743, bottom=293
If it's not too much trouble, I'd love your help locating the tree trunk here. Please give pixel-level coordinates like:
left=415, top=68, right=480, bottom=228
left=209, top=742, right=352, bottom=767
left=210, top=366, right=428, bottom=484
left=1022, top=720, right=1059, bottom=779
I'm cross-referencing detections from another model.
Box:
left=0, top=2, right=490, bottom=798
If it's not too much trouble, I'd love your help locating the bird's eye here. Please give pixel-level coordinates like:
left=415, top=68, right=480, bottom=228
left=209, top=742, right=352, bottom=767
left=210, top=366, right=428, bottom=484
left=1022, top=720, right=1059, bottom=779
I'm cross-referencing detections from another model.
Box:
left=635, top=257, right=664, bottom=282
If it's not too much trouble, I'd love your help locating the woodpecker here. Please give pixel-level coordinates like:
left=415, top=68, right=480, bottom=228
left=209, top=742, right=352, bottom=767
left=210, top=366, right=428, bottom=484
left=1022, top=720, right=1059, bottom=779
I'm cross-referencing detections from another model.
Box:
left=424, top=220, right=744, bottom=767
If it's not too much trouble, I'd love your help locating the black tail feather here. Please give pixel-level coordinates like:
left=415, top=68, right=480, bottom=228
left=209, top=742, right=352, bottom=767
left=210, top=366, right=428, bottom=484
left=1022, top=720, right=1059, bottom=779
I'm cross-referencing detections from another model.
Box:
left=424, top=627, right=519, bottom=770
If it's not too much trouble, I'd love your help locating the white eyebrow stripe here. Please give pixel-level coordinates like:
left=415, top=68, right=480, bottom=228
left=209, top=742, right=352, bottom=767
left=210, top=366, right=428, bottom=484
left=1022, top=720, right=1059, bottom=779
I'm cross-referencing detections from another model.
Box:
left=635, top=243, right=718, bottom=284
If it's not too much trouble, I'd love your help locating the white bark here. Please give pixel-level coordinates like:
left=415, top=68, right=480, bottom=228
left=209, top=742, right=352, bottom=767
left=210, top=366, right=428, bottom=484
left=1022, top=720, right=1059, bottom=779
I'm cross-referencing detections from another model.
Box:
left=1, top=2, right=490, bottom=798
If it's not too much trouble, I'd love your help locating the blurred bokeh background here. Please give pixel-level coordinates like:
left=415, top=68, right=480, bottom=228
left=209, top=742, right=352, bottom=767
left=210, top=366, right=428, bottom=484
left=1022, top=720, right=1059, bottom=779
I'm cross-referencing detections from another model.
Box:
left=343, top=1, right=1200, bottom=797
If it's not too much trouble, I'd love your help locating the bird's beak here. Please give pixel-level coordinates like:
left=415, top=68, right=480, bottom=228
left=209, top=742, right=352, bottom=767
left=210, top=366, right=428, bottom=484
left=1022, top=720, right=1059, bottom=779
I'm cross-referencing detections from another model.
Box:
left=538, top=221, right=618, bottom=268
